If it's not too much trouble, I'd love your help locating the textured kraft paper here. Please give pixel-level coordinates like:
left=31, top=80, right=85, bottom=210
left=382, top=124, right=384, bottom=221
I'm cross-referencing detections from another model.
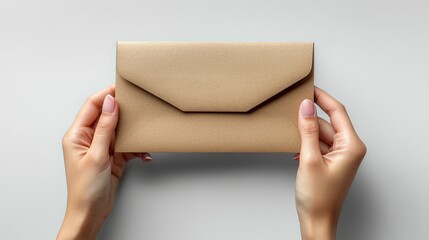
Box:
left=115, top=42, right=314, bottom=152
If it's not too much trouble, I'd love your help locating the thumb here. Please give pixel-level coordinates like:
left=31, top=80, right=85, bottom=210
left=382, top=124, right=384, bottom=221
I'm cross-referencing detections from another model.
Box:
left=90, top=94, right=118, bottom=156
left=298, top=99, right=322, bottom=162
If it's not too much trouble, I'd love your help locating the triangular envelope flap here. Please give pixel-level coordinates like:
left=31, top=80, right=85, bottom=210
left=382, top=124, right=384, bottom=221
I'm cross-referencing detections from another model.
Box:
left=117, top=42, right=313, bottom=112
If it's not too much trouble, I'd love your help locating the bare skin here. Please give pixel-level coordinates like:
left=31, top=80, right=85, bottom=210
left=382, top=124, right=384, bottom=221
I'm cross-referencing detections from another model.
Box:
left=57, top=85, right=151, bottom=239
left=294, top=87, right=367, bottom=240
left=57, top=86, right=366, bottom=240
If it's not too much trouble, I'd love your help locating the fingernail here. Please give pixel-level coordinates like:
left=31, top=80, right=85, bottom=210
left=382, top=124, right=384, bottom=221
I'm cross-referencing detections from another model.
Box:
left=102, top=94, right=115, bottom=113
left=300, top=99, right=316, bottom=117
left=144, top=153, right=152, bottom=161
left=293, top=153, right=300, bottom=160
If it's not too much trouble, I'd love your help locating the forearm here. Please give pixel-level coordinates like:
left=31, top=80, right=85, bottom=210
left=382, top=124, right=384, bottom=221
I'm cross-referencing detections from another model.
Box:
left=298, top=214, right=337, bottom=240
left=57, top=208, right=104, bottom=240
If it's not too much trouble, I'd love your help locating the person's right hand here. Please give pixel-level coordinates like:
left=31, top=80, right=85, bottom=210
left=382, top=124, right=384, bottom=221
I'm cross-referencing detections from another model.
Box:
left=295, top=87, right=367, bottom=240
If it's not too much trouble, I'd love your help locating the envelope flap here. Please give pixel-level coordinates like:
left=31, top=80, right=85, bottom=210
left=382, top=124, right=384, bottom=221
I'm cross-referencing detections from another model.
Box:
left=117, top=42, right=313, bottom=112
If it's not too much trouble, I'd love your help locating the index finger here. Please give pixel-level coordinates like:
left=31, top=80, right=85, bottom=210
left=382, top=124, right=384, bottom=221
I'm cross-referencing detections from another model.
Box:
left=72, top=84, right=115, bottom=128
left=314, top=87, right=356, bottom=134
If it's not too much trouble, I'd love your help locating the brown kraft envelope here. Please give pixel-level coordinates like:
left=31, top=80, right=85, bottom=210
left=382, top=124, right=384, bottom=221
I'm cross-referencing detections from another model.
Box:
left=115, top=42, right=314, bottom=153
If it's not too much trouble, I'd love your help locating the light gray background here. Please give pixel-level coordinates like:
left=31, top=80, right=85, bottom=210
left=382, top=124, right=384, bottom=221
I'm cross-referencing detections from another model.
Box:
left=1, top=0, right=428, bottom=239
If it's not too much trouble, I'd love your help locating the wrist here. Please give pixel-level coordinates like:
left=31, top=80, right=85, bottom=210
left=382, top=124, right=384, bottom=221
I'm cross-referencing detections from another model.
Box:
left=298, top=214, right=337, bottom=240
left=57, top=207, right=104, bottom=240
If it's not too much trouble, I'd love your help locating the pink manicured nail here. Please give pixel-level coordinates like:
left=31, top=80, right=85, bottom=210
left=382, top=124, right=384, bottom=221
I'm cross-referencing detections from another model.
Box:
left=102, top=94, right=115, bottom=113
left=143, top=153, right=152, bottom=161
left=300, top=99, right=316, bottom=117
left=293, top=153, right=300, bottom=160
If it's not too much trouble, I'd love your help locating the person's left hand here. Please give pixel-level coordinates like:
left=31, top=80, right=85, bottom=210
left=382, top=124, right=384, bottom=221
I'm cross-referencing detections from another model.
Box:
left=57, top=85, right=152, bottom=240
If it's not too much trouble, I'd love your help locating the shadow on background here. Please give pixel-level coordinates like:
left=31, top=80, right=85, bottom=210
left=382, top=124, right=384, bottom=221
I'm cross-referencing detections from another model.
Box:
left=99, top=153, right=374, bottom=240
left=128, top=153, right=297, bottom=179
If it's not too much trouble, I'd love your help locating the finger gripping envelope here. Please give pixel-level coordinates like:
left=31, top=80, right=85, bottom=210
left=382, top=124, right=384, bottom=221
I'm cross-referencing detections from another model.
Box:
left=115, top=41, right=314, bottom=152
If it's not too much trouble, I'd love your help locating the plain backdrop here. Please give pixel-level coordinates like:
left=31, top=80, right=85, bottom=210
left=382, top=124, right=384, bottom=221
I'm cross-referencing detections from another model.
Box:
left=1, top=0, right=428, bottom=239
